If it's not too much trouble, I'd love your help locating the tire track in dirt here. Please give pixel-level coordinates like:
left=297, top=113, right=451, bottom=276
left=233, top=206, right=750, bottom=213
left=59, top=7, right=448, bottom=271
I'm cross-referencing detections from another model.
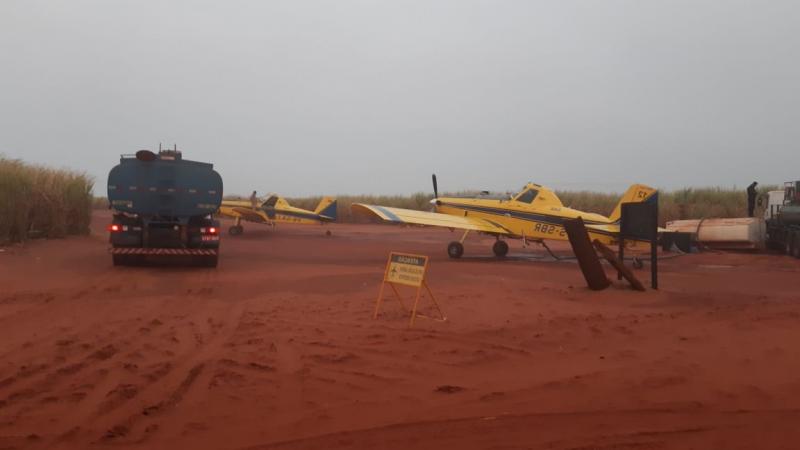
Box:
left=0, top=285, right=231, bottom=446
left=100, top=363, right=206, bottom=443
left=0, top=268, right=171, bottom=374
left=0, top=343, right=120, bottom=412
left=0, top=294, right=189, bottom=413
left=69, top=299, right=250, bottom=446
left=238, top=409, right=800, bottom=450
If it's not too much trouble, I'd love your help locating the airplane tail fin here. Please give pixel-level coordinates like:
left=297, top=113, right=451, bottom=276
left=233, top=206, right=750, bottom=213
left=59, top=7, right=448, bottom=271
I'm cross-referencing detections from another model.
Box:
left=608, top=184, right=658, bottom=223
left=314, top=197, right=337, bottom=221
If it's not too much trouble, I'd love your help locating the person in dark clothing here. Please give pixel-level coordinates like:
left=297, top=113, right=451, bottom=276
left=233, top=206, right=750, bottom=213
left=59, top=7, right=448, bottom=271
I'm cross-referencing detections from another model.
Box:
left=249, top=190, right=258, bottom=209
left=747, top=182, right=758, bottom=217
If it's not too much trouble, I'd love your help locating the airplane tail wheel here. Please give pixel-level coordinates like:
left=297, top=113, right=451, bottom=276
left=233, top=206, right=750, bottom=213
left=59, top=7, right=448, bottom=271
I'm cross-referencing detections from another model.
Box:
left=229, top=225, right=244, bottom=236
left=447, top=241, right=464, bottom=259
left=492, top=240, right=509, bottom=257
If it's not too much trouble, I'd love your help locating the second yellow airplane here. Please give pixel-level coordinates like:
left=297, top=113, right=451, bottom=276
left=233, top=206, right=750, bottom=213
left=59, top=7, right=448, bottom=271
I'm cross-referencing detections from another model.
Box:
left=218, top=194, right=337, bottom=235
left=353, top=175, right=657, bottom=258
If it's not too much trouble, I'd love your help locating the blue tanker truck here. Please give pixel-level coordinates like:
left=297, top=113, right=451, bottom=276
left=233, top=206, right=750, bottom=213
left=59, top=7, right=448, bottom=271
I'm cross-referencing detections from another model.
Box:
left=106, top=146, right=222, bottom=266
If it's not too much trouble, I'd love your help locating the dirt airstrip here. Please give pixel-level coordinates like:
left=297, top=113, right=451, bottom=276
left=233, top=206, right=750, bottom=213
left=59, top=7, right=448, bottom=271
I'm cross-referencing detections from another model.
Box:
left=1, top=210, right=799, bottom=450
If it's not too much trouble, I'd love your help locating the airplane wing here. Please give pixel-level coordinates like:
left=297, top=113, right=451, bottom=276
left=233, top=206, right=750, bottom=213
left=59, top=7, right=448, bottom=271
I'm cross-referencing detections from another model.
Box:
left=230, top=207, right=270, bottom=223
left=217, top=204, right=272, bottom=224
left=351, top=204, right=511, bottom=235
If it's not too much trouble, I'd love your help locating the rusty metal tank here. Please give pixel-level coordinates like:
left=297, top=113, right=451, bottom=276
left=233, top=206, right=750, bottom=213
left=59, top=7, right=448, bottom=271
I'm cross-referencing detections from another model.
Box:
left=665, top=218, right=766, bottom=250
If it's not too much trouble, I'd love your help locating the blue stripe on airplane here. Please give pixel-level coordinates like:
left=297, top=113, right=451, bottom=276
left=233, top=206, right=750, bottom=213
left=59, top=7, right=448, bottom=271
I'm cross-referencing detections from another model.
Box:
left=373, top=205, right=403, bottom=223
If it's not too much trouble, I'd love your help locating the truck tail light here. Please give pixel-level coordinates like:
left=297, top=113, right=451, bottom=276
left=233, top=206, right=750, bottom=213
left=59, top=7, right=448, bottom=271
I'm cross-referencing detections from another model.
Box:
left=108, top=224, right=121, bottom=232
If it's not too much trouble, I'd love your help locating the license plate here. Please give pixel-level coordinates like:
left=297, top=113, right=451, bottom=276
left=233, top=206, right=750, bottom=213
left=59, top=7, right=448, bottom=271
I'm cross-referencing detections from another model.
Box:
left=202, top=236, right=219, bottom=242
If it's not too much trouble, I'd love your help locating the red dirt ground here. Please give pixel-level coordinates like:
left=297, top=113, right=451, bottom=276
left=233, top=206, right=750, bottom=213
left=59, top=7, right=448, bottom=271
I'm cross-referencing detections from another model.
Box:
left=1, top=211, right=799, bottom=450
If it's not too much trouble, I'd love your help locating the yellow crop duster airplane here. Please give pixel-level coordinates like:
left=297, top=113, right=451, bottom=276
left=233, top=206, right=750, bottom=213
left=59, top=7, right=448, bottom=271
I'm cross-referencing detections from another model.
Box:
left=352, top=175, right=657, bottom=258
left=218, top=195, right=337, bottom=235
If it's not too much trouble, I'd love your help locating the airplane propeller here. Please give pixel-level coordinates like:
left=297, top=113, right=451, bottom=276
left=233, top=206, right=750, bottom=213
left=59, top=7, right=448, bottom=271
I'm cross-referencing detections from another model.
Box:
left=430, top=174, right=441, bottom=212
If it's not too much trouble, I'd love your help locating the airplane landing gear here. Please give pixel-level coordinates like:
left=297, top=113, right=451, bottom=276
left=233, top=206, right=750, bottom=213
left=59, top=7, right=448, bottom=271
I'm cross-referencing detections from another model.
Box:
left=492, top=240, right=509, bottom=257
left=229, top=217, right=244, bottom=236
left=447, top=241, right=464, bottom=259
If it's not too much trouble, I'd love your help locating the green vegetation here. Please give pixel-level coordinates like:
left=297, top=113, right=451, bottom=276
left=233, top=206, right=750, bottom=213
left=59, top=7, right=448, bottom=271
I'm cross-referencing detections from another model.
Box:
left=557, top=186, right=777, bottom=224
left=287, top=193, right=433, bottom=223
left=10, top=157, right=773, bottom=244
left=287, top=186, right=777, bottom=225
left=103, top=185, right=777, bottom=227
left=0, top=157, right=93, bottom=244
left=92, top=196, right=109, bottom=210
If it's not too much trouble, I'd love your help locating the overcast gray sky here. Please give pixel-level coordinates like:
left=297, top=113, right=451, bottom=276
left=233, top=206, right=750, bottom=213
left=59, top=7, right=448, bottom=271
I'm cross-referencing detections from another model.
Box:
left=1, top=1, right=799, bottom=196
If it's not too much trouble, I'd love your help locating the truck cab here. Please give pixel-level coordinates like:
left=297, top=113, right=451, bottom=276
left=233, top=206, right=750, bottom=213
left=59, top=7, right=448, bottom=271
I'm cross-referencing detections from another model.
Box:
left=765, top=181, right=800, bottom=258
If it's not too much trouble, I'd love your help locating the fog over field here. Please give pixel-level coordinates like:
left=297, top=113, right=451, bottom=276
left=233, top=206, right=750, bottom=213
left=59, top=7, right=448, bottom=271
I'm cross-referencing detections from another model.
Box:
left=1, top=1, right=799, bottom=195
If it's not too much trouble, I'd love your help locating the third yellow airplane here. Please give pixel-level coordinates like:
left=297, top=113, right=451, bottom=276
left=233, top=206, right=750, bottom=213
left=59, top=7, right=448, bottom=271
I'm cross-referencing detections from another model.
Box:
left=352, top=175, right=657, bottom=258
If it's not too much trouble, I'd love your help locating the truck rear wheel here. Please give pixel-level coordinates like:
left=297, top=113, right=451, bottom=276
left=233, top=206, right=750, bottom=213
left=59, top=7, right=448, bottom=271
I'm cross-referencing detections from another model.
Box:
left=112, top=254, right=139, bottom=266
left=199, top=254, right=219, bottom=267
left=793, top=232, right=800, bottom=259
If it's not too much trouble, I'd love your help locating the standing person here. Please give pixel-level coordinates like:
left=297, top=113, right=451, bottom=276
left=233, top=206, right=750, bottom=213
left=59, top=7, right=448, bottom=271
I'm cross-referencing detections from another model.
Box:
left=747, top=182, right=758, bottom=217
left=249, top=190, right=258, bottom=209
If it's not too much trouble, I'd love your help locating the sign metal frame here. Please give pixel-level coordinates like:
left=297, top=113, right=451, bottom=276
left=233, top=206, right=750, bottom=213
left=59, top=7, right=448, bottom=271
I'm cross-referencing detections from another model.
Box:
left=374, top=252, right=446, bottom=327
left=618, top=202, right=659, bottom=289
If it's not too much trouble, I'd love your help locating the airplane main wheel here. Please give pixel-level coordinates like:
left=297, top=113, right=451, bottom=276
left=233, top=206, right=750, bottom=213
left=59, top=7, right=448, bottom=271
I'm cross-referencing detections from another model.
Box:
left=447, top=241, right=464, bottom=259
left=198, top=254, right=219, bottom=267
left=229, top=225, right=244, bottom=236
left=492, top=240, right=509, bottom=257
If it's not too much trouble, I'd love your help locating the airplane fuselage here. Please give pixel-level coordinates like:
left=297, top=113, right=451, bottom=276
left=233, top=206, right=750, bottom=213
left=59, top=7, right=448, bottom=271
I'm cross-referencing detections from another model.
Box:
left=434, top=197, right=618, bottom=244
left=218, top=200, right=334, bottom=228
left=353, top=181, right=656, bottom=258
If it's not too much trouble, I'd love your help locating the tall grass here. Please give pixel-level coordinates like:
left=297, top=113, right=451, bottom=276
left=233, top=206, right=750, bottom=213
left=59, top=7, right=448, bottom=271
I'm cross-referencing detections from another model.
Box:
left=0, top=157, right=94, bottom=244
left=287, top=193, right=432, bottom=223
left=285, top=186, right=778, bottom=225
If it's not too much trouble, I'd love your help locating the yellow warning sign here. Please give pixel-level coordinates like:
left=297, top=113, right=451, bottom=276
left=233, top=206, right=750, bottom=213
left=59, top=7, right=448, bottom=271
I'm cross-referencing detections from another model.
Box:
left=374, top=252, right=445, bottom=327
left=385, top=253, right=427, bottom=287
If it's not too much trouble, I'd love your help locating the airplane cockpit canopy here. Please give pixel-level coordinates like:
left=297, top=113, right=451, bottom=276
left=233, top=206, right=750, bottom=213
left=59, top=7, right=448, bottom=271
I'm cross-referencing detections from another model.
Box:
left=516, top=188, right=539, bottom=203
left=261, top=195, right=279, bottom=208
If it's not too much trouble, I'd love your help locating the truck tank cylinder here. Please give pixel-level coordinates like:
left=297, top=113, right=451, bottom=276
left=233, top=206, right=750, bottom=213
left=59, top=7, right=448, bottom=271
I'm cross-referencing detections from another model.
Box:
left=107, top=155, right=222, bottom=217
left=779, top=205, right=800, bottom=226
